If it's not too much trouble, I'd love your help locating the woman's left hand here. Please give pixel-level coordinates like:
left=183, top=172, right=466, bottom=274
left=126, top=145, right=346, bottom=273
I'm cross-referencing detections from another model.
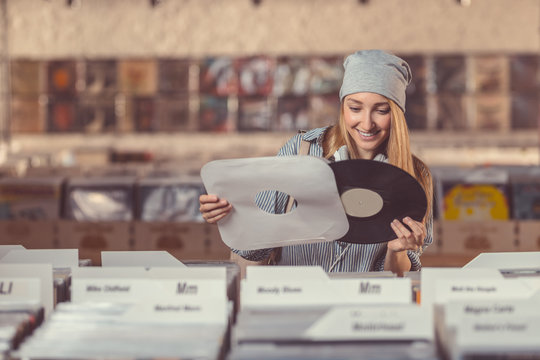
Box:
left=388, top=217, right=426, bottom=253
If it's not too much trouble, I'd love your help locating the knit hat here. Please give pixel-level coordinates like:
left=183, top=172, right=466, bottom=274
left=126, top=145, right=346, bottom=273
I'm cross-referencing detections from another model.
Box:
left=339, top=50, right=412, bottom=113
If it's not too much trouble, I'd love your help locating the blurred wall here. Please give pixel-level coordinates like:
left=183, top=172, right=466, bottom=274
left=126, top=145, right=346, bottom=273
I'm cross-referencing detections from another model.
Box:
left=5, top=0, right=540, bottom=58
left=1, top=0, right=539, bottom=166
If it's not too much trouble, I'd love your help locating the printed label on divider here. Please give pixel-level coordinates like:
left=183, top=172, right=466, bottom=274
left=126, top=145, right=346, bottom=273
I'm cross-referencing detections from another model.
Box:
left=457, top=316, right=540, bottom=347
left=122, top=298, right=228, bottom=325
left=72, top=278, right=226, bottom=303
left=434, top=279, right=536, bottom=303
left=0, top=278, right=40, bottom=303
left=304, top=305, right=433, bottom=341
left=241, top=278, right=411, bottom=308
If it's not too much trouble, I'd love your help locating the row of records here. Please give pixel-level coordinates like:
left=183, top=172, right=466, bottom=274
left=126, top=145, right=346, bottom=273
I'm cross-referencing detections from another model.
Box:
left=0, top=164, right=540, bottom=222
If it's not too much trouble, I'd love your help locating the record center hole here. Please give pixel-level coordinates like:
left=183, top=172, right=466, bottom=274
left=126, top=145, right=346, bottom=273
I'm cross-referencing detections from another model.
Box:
left=255, top=190, right=297, bottom=214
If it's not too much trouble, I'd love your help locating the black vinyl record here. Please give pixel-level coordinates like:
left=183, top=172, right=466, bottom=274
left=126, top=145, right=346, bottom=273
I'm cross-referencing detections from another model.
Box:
left=329, top=159, right=427, bottom=244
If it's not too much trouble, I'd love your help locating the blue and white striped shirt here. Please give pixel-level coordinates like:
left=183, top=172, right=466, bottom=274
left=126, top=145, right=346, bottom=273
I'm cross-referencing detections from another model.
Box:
left=233, top=127, right=433, bottom=272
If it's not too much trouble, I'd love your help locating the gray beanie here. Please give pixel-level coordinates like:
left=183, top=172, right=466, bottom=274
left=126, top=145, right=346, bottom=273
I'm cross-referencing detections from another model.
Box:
left=339, top=50, right=412, bottom=113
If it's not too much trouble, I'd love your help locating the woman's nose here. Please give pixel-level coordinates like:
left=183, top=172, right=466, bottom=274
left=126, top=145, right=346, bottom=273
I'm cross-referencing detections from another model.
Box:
left=359, top=111, right=373, bottom=130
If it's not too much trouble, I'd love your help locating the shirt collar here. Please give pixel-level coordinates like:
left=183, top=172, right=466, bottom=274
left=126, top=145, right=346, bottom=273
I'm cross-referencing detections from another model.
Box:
left=302, top=126, right=328, bottom=144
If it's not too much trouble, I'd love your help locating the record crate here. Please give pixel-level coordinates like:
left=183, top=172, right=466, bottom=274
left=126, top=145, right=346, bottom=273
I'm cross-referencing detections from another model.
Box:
left=438, top=219, right=518, bottom=256
left=0, top=220, right=56, bottom=249
left=517, top=220, right=540, bottom=251
left=57, top=220, right=132, bottom=266
left=133, top=221, right=229, bottom=262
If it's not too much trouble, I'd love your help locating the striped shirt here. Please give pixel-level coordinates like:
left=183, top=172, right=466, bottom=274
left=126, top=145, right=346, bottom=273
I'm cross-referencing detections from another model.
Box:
left=233, top=126, right=433, bottom=272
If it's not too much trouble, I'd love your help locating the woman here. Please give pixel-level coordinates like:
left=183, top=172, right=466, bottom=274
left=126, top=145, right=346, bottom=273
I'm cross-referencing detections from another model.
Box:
left=199, top=50, right=433, bottom=276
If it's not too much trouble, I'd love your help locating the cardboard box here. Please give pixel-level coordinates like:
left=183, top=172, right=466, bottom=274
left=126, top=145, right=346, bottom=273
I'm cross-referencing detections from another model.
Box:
left=0, top=220, right=56, bottom=249
left=517, top=220, right=540, bottom=251
left=57, top=220, right=132, bottom=265
left=439, top=220, right=517, bottom=255
left=134, top=221, right=229, bottom=261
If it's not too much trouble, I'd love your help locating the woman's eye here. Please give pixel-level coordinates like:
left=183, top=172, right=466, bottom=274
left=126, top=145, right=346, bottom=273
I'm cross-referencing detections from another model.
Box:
left=377, top=108, right=390, bottom=114
left=349, top=107, right=361, bottom=112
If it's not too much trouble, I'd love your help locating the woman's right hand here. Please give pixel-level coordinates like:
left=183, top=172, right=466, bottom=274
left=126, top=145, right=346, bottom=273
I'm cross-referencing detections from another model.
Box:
left=199, top=194, right=232, bottom=224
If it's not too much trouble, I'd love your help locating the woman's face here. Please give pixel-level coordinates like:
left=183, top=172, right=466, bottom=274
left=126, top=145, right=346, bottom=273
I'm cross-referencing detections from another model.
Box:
left=342, top=92, right=391, bottom=160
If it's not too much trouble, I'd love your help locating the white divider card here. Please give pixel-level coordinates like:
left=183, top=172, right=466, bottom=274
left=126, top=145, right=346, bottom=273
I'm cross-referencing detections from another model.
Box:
left=520, top=278, right=540, bottom=297
left=434, top=278, right=537, bottom=304
left=0, top=264, right=53, bottom=317
left=420, top=268, right=503, bottom=307
left=0, top=249, right=79, bottom=270
left=463, top=251, right=540, bottom=270
left=71, top=267, right=227, bottom=323
left=101, top=251, right=186, bottom=267
left=73, top=278, right=224, bottom=303
left=241, top=277, right=411, bottom=308
left=0, top=245, right=25, bottom=259
left=304, top=305, right=433, bottom=341
left=0, top=278, right=40, bottom=303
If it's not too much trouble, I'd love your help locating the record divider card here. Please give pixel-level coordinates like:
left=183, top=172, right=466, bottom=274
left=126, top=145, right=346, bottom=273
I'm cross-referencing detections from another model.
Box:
left=71, top=266, right=228, bottom=324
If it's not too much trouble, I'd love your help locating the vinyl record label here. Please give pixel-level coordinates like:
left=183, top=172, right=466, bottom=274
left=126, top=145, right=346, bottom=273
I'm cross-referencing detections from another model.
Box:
left=340, top=188, right=383, bottom=218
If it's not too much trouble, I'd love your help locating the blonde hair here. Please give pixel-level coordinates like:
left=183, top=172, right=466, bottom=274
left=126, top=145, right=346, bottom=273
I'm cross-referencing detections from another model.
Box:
left=323, top=99, right=433, bottom=222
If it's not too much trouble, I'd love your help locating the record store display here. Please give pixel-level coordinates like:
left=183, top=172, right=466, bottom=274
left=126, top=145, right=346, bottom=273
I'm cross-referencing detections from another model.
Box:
left=433, top=54, right=467, bottom=94
left=272, top=56, right=311, bottom=97
left=83, top=60, right=117, bottom=95
left=47, top=98, right=78, bottom=133
left=442, top=183, right=510, bottom=220
left=511, top=92, right=539, bottom=129
left=9, top=96, right=44, bottom=133
left=136, top=176, right=206, bottom=222
left=472, top=94, right=510, bottom=131
left=0, top=176, right=64, bottom=220
left=472, top=55, right=509, bottom=93
left=199, top=57, right=238, bottom=96
left=236, top=56, right=274, bottom=97
left=308, top=94, right=340, bottom=129
left=117, top=60, right=158, bottom=96
left=47, top=60, right=77, bottom=96
left=510, top=168, right=540, bottom=219
left=509, top=54, right=539, bottom=93
left=199, top=95, right=233, bottom=132
left=434, top=94, right=469, bottom=130
left=330, top=159, right=428, bottom=244
left=77, top=98, right=117, bottom=133
left=237, top=96, right=272, bottom=132
left=63, top=176, right=135, bottom=221
left=10, top=60, right=42, bottom=95
left=274, top=96, right=310, bottom=131
left=308, top=56, right=343, bottom=95
left=158, top=59, right=190, bottom=95
left=132, top=96, right=156, bottom=132
left=155, top=96, right=192, bottom=132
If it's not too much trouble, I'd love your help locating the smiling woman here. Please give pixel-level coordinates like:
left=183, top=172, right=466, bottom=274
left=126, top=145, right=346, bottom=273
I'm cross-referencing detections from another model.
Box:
left=199, top=49, right=434, bottom=277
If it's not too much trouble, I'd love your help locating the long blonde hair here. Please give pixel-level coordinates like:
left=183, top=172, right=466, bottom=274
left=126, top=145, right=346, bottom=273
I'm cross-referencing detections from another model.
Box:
left=323, top=98, right=433, bottom=222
